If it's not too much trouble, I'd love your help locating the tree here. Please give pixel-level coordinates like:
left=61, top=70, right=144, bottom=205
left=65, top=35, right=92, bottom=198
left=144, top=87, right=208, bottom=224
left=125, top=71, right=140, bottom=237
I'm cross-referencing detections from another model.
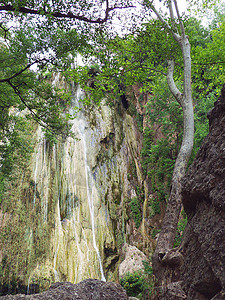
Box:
left=141, top=0, right=194, bottom=287
left=0, top=1, right=132, bottom=25
left=133, top=0, right=225, bottom=288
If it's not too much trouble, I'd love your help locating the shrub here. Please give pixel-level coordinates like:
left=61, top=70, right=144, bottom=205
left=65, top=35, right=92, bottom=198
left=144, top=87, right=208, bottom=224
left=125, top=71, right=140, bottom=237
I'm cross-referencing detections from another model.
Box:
left=120, top=271, right=145, bottom=297
left=129, top=197, right=142, bottom=228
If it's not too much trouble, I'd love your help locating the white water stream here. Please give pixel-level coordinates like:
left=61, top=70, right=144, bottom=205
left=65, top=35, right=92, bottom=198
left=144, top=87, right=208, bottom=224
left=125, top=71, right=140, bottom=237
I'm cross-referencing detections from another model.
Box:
left=33, top=128, right=43, bottom=206
left=72, top=85, right=106, bottom=281
left=42, top=137, right=48, bottom=222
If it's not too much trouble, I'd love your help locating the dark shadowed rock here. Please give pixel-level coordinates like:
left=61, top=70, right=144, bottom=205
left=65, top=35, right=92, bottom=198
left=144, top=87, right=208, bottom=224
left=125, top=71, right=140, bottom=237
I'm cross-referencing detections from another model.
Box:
left=180, top=83, right=225, bottom=299
left=0, top=279, right=129, bottom=300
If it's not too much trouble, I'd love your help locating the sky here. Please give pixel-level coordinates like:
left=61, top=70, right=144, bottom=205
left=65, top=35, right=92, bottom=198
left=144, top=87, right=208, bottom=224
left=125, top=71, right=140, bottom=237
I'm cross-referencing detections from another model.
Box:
left=156, top=0, right=187, bottom=13
left=111, top=0, right=189, bottom=36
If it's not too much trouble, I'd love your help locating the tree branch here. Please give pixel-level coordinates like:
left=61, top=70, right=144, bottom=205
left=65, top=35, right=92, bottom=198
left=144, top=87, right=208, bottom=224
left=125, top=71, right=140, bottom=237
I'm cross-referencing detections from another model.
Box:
left=7, top=80, right=54, bottom=133
left=173, top=0, right=185, bottom=36
left=193, top=61, right=225, bottom=66
left=0, top=22, right=10, bottom=40
left=0, top=3, right=135, bottom=24
left=168, top=0, right=175, bottom=27
left=149, top=2, right=181, bottom=44
left=167, top=60, right=183, bottom=106
left=0, top=59, right=47, bottom=83
left=142, top=67, right=167, bottom=76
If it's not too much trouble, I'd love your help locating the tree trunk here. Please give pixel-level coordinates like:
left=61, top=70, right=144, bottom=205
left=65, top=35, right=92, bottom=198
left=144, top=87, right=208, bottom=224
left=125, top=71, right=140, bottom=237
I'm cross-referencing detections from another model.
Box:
left=152, top=32, right=194, bottom=287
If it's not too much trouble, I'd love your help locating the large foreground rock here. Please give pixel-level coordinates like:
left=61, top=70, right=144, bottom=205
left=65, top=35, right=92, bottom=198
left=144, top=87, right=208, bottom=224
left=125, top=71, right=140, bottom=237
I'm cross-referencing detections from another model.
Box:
left=0, top=279, right=129, bottom=300
left=180, top=84, right=225, bottom=299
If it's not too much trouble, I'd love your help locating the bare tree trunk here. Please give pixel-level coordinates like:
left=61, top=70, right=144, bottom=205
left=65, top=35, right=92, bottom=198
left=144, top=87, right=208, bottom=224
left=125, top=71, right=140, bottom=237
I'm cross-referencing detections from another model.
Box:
left=150, top=0, right=194, bottom=289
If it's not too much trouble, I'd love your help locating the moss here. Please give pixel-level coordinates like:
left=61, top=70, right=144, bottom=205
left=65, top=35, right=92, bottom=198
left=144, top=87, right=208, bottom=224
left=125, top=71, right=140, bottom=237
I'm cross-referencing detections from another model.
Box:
left=109, top=202, right=119, bottom=221
left=28, top=262, right=54, bottom=292
left=149, top=196, right=161, bottom=216
left=0, top=123, right=55, bottom=293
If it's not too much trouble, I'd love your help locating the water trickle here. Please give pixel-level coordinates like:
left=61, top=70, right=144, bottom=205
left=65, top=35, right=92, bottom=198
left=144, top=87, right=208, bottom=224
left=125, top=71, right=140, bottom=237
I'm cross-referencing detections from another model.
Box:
left=33, top=128, right=43, bottom=206
left=53, top=150, right=62, bottom=282
left=53, top=199, right=61, bottom=282
left=82, top=226, right=90, bottom=262
left=42, top=137, right=48, bottom=222
left=71, top=172, right=84, bottom=283
left=27, top=276, right=30, bottom=295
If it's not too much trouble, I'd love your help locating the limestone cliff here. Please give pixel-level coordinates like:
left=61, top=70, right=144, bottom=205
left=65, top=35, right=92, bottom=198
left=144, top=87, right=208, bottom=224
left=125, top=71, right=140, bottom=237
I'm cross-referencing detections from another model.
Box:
left=0, top=79, right=152, bottom=294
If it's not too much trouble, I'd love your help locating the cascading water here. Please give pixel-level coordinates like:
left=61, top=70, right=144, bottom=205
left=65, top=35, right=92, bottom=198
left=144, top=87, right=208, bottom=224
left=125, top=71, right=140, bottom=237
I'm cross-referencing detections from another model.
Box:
left=44, top=83, right=108, bottom=283
left=32, top=129, right=48, bottom=221
left=70, top=84, right=106, bottom=281
left=77, top=124, right=106, bottom=282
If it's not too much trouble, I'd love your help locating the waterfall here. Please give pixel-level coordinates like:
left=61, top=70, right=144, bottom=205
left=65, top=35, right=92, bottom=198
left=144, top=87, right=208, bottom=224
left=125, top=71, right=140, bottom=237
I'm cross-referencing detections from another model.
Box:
left=49, top=84, right=107, bottom=283
left=77, top=125, right=106, bottom=282
left=32, top=129, right=48, bottom=222
left=26, top=80, right=142, bottom=286
left=52, top=145, right=60, bottom=281
left=71, top=171, right=84, bottom=283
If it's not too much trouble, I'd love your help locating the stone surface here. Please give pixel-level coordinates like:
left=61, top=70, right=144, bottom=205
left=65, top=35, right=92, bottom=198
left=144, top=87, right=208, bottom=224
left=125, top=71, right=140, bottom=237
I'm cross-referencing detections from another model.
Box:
left=119, top=243, right=148, bottom=278
left=180, top=83, right=225, bottom=299
left=0, top=279, right=129, bottom=300
left=160, top=282, right=187, bottom=300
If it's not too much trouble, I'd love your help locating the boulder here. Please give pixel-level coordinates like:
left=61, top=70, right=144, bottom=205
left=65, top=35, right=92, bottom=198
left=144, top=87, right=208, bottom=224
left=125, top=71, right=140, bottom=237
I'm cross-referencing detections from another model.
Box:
left=119, top=243, right=148, bottom=278
left=0, top=279, right=129, bottom=300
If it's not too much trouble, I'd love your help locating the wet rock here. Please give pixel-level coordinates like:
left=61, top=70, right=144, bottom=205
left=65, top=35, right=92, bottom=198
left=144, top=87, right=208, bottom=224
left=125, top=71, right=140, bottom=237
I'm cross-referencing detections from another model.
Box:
left=180, top=84, right=225, bottom=299
left=0, top=279, right=129, bottom=300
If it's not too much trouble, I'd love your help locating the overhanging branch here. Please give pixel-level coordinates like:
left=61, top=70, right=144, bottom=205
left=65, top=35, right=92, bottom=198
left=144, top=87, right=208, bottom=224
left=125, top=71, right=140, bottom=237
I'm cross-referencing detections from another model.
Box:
left=7, top=80, right=55, bottom=133
left=149, top=2, right=181, bottom=44
left=0, top=3, right=135, bottom=24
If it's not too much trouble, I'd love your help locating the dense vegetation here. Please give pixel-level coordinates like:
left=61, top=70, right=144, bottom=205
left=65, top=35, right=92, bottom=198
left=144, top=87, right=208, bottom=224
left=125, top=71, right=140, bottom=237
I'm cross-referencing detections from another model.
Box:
left=0, top=0, right=225, bottom=296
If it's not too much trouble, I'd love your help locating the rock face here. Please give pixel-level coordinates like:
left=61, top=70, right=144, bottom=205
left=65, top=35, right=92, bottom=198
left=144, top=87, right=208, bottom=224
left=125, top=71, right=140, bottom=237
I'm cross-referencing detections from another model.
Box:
left=0, top=279, right=129, bottom=300
left=180, top=84, right=225, bottom=299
